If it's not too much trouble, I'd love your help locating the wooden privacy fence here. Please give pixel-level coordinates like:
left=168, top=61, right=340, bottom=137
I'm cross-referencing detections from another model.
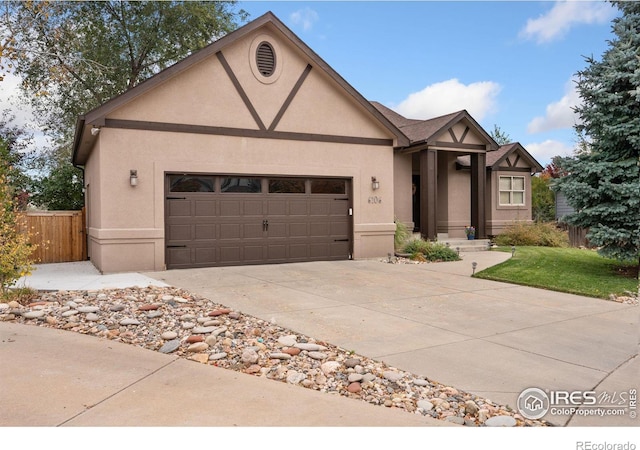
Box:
left=18, top=210, right=87, bottom=264
left=568, top=225, right=590, bottom=248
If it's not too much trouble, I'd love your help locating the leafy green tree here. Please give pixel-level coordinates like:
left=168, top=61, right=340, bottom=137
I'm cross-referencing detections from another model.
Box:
left=0, top=111, right=32, bottom=210
left=30, top=159, right=84, bottom=210
left=1, top=1, right=248, bottom=208
left=555, top=1, right=640, bottom=266
left=531, top=175, right=555, bottom=222
left=489, top=125, right=512, bottom=146
left=0, top=137, right=35, bottom=295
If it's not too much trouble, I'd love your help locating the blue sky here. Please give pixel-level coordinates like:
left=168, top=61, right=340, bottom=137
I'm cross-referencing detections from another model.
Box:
left=0, top=1, right=619, bottom=167
left=238, top=1, right=619, bottom=166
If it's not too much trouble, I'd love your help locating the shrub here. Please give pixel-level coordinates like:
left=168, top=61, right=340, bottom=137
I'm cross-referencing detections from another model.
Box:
left=493, top=221, right=569, bottom=247
left=394, top=217, right=412, bottom=250
left=0, top=174, right=36, bottom=297
left=401, top=238, right=461, bottom=262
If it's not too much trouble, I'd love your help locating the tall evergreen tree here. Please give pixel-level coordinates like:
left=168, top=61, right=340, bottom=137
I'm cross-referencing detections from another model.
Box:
left=555, top=1, right=640, bottom=266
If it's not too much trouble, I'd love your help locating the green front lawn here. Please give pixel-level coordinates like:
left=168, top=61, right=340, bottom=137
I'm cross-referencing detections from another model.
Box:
left=474, top=246, right=639, bottom=299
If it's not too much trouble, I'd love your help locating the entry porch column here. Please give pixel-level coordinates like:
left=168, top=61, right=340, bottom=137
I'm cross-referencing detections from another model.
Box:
left=419, top=149, right=437, bottom=240
left=470, top=152, right=486, bottom=239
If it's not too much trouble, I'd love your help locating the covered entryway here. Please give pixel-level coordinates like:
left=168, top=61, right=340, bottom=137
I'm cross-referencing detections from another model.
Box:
left=165, top=174, right=352, bottom=269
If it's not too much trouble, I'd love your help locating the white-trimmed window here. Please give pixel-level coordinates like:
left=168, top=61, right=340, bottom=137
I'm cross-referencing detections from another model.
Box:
left=499, top=176, right=525, bottom=205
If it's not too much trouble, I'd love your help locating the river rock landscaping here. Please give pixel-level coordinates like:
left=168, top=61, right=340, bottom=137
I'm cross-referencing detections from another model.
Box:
left=1, top=285, right=551, bottom=427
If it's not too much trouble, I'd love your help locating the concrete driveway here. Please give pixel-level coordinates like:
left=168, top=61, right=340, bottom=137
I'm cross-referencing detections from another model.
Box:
left=146, top=253, right=639, bottom=427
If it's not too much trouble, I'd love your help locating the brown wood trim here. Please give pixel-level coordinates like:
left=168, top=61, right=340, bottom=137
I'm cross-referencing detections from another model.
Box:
left=506, top=157, right=513, bottom=167
left=269, top=64, right=312, bottom=131
left=216, top=51, right=266, bottom=131
left=460, top=126, right=470, bottom=143
left=431, top=141, right=487, bottom=151
left=490, top=167, right=532, bottom=173
left=104, top=119, right=393, bottom=146
left=448, top=128, right=458, bottom=143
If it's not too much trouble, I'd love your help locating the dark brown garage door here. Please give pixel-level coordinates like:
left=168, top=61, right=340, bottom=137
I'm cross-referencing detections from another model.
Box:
left=165, top=175, right=352, bottom=269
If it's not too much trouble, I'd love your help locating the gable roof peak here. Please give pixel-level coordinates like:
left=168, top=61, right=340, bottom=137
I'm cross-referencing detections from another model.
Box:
left=371, top=103, right=497, bottom=149
left=73, top=11, right=409, bottom=165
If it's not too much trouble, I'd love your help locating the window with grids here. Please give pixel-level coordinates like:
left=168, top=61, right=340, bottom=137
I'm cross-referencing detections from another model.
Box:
left=499, top=176, right=525, bottom=205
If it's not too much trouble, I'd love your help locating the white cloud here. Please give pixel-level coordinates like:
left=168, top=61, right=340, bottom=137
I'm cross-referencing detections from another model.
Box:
left=520, top=1, right=615, bottom=44
left=0, top=72, right=31, bottom=125
left=527, top=79, right=581, bottom=133
left=290, top=7, right=319, bottom=32
left=525, top=139, right=575, bottom=166
left=0, top=72, right=52, bottom=153
left=395, top=78, right=501, bottom=121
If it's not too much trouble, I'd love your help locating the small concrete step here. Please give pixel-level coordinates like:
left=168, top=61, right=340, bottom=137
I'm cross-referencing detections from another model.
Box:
left=408, top=233, right=492, bottom=252
left=439, top=238, right=491, bottom=252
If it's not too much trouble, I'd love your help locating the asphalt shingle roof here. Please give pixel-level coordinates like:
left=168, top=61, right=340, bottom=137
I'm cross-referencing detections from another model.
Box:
left=370, top=101, right=464, bottom=145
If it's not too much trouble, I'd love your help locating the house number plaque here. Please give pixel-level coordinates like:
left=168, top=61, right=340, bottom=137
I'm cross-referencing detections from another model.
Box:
left=368, top=196, right=382, bottom=204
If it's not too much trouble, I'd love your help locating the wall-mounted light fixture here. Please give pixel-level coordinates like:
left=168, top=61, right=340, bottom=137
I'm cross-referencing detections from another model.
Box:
left=371, top=176, right=380, bottom=190
left=130, top=170, right=138, bottom=187
left=91, top=126, right=100, bottom=136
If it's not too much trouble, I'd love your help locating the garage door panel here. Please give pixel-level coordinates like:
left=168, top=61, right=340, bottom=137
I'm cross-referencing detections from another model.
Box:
left=220, top=201, right=241, bottom=217
left=309, top=201, right=329, bottom=215
left=167, top=200, right=191, bottom=217
left=195, top=247, right=216, bottom=264
left=309, top=243, right=330, bottom=258
left=267, top=200, right=286, bottom=215
left=310, top=222, right=330, bottom=236
left=243, top=245, right=264, bottom=262
left=331, top=222, right=350, bottom=236
left=243, top=223, right=264, bottom=239
left=331, top=242, right=350, bottom=257
left=167, top=224, right=192, bottom=241
left=289, top=201, right=308, bottom=215
left=220, top=223, right=240, bottom=240
left=330, top=200, right=349, bottom=215
left=194, top=224, right=216, bottom=240
left=219, top=246, right=241, bottom=264
left=167, top=247, right=191, bottom=266
left=243, top=200, right=264, bottom=216
left=195, top=200, right=217, bottom=217
left=289, top=223, right=308, bottom=237
left=266, top=222, right=287, bottom=238
left=267, top=244, right=287, bottom=260
left=289, top=244, right=308, bottom=259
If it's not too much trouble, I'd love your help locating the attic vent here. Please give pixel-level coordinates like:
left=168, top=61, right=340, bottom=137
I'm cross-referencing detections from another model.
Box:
left=256, top=42, right=276, bottom=77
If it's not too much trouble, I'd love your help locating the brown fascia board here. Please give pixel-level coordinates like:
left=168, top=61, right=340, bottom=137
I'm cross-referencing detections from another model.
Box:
left=72, top=11, right=408, bottom=165
left=72, top=116, right=86, bottom=167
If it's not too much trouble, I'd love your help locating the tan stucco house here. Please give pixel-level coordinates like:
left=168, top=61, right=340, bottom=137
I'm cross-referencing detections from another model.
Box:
left=72, top=12, right=542, bottom=273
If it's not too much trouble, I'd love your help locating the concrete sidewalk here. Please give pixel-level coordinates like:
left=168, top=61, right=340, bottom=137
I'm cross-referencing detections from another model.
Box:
left=0, top=320, right=446, bottom=427
left=16, top=261, right=169, bottom=291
